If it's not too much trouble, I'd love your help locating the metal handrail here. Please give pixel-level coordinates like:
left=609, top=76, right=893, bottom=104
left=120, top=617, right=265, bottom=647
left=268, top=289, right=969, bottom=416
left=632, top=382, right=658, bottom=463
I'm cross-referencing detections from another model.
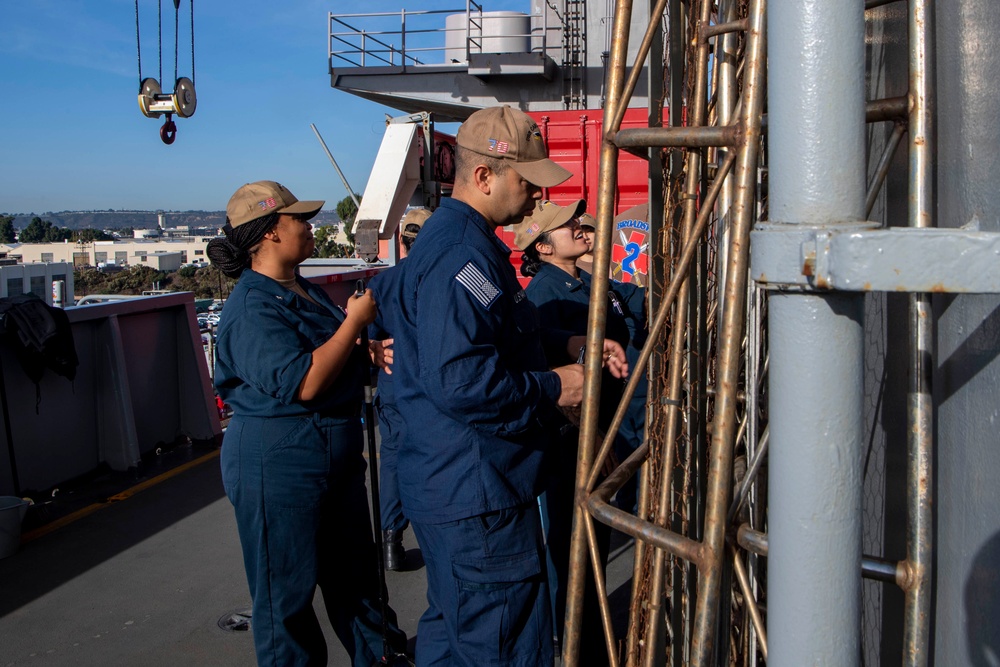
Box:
left=328, top=4, right=561, bottom=69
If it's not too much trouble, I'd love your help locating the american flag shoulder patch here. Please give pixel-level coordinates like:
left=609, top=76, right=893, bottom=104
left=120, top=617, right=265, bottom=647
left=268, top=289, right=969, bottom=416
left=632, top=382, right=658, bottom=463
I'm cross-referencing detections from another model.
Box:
left=455, top=261, right=502, bottom=309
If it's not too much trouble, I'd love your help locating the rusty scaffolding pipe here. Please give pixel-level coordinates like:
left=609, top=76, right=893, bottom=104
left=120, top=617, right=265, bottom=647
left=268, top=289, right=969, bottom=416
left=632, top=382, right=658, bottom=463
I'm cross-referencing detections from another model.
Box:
left=702, top=17, right=750, bottom=40
left=584, top=512, right=620, bottom=667
left=641, top=191, right=695, bottom=667
left=903, top=0, right=934, bottom=663
left=589, top=488, right=705, bottom=564
left=727, top=425, right=769, bottom=523
left=585, top=149, right=738, bottom=497
left=613, top=125, right=739, bottom=148
left=562, top=0, right=632, bottom=661
left=609, top=0, right=670, bottom=134
left=865, top=120, right=907, bottom=218
left=688, top=0, right=766, bottom=661
left=730, top=544, right=768, bottom=659
left=639, top=2, right=715, bottom=660
left=866, top=95, right=909, bottom=122
left=565, top=0, right=766, bottom=662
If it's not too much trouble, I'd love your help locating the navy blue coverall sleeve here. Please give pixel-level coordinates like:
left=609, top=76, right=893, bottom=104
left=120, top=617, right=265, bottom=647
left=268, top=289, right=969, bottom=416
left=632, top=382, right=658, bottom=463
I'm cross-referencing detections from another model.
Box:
left=222, top=296, right=316, bottom=406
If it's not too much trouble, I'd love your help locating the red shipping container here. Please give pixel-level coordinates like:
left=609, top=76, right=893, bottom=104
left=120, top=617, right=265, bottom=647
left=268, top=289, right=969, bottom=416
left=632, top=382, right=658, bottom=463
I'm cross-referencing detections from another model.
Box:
left=498, top=108, right=653, bottom=287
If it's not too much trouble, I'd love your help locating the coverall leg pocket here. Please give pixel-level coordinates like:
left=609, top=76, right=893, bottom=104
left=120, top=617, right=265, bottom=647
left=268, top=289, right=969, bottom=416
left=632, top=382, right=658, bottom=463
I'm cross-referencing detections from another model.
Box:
left=450, top=506, right=552, bottom=666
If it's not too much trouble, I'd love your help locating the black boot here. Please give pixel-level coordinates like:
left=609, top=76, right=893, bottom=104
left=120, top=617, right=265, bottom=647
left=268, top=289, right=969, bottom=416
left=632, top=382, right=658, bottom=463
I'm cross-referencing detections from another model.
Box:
left=384, top=529, right=406, bottom=571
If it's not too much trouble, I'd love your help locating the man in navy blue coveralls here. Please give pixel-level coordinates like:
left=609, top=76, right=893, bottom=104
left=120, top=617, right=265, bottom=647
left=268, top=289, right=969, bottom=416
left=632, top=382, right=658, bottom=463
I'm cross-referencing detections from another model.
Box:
left=381, top=106, right=587, bottom=666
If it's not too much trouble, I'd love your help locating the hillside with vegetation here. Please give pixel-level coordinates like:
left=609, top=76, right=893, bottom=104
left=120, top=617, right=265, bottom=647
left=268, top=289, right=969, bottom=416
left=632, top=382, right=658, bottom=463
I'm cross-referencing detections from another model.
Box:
left=74, top=264, right=237, bottom=301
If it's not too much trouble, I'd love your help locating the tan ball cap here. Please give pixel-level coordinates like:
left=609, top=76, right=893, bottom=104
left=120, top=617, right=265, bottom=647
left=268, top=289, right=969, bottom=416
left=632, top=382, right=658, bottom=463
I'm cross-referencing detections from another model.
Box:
left=457, top=106, right=572, bottom=188
left=513, top=199, right=587, bottom=250
left=400, top=207, right=432, bottom=238
left=226, top=180, right=324, bottom=228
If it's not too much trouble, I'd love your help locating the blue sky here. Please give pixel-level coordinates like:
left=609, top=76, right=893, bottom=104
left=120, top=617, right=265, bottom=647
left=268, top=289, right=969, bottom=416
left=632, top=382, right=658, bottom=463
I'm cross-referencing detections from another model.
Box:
left=0, top=1, right=524, bottom=215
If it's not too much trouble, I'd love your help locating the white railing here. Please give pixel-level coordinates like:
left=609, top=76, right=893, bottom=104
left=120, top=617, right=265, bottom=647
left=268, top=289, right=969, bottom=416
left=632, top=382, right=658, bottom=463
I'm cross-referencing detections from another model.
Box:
left=328, top=3, right=558, bottom=68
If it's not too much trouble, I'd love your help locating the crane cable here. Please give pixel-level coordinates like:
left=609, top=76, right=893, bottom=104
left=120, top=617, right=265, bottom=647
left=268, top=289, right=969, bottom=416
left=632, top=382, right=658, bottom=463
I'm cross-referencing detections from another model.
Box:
left=159, top=0, right=163, bottom=89
left=135, top=0, right=196, bottom=145
left=134, top=0, right=142, bottom=90
left=189, top=0, right=196, bottom=88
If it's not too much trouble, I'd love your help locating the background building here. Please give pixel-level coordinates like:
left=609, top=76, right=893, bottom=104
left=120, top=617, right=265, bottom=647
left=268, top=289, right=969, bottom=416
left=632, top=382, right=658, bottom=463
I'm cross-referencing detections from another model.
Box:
left=0, top=238, right=216, bottom=270
left=0, top=261, right=74, bottom=306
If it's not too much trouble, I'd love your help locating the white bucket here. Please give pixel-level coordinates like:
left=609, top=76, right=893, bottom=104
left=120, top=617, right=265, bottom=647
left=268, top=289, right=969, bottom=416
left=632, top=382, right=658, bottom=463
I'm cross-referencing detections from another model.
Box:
left=0, top=496, right=30, bottom=559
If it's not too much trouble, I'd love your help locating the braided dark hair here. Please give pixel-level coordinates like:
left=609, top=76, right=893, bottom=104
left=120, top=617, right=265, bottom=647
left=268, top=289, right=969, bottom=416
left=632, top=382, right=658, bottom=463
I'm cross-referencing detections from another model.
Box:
left=519, top=231, right=552, bottom=278
left=206, top=212, right=279, bottom=278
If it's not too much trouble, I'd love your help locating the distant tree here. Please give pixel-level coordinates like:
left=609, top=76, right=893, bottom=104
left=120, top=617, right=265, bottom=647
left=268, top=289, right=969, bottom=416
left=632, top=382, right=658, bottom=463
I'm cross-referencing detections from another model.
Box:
left=44, top=225, right=73, bottom=243
left=105, top=265, right=167, bottom=294
left=178, top=265, right=198, bottom=279
left=312, top=225, right=353, bottom=258
left=74, top=268, right=110, bottom=295
left=73, top=228, right=113, bottom=242
left=312, top=225, right=334, bottom=258
left=169, top=264, right=236, bottom=300
left=18, top=216, right=72, bottom=243
left=336, top=195, right=360, bottom=225
left=336, top=195, right=361, bottom=248
left=201, top=265, right=237, bottom=300
left=0, top=216, right=15, bottom=243
left=18, top=217, right=51, bottom=243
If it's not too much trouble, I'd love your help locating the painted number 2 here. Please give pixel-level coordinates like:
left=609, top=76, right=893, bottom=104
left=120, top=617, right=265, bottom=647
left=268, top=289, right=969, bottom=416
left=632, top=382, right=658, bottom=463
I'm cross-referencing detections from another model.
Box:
left=622, top=242, right=641, bottom=276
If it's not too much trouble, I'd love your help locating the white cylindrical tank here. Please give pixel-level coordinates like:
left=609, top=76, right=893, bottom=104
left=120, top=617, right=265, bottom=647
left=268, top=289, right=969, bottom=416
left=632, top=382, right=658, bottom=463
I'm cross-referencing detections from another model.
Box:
left=52, top=280, right=64, bottom=308
left=444, top=12, right=530, bottom=63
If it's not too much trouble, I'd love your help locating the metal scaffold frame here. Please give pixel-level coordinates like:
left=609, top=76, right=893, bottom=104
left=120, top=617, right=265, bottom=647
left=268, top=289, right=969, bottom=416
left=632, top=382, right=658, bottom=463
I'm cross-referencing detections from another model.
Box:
left=560, top=0, right=970, bottom=664
left=564, top=0, right=766, bottom=663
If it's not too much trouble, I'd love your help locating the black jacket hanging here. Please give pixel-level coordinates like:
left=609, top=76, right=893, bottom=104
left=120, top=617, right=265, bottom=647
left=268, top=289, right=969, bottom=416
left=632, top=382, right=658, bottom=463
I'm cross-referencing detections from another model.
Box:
left=0, top=294, right=78, bottom=409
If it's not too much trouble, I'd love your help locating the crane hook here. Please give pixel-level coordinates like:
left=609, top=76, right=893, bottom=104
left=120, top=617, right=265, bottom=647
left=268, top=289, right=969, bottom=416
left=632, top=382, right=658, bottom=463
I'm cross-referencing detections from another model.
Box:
left=160, top=114, right=177, bottom=144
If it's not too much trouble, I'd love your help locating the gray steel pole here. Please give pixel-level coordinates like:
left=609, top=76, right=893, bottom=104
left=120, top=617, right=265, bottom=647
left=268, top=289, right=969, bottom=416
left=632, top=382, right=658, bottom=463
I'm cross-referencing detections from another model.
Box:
left=310, top=123, right=361, bottom=209
left=766, top=1, right=866, bottom=664
left=933, top=1, right=1000, bottom=663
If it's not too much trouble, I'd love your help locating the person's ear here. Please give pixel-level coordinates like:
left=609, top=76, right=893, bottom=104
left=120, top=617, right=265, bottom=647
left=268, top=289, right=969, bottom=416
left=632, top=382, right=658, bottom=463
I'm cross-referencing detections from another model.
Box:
left=472, top=164, right=492, bottom=194
left=536, top=240, right=554, bottom=257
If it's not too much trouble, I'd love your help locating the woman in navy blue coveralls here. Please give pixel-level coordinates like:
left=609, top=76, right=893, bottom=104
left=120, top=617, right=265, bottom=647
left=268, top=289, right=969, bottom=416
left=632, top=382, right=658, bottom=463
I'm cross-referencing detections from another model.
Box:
left=207, top=181, right=406, bottom=667
left=514, top=199, right=647, bottom=661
